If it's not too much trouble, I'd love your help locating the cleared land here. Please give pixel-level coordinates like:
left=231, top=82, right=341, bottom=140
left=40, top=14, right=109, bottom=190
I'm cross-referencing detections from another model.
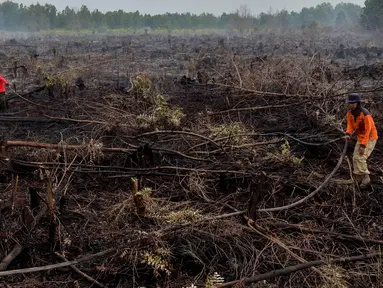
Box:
left=0, top=30, right=383, bottom=288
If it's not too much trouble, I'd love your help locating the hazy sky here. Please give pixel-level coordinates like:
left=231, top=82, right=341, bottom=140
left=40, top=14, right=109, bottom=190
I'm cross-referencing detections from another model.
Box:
left=16, top=0, right=366, bottom=15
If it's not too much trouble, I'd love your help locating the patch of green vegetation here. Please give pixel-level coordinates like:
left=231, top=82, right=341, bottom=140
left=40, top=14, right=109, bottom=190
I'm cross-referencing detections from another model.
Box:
left=141, top=247, right=172, bottom=278
left=133, top=74, right=152, bottom=95
left=137, top=95, right=185, bottom=129
left=44, top=76, right=54, bottom=89
left=209, top=122, right=246, bottom=145
left=280, top=139, right=304, bottom=166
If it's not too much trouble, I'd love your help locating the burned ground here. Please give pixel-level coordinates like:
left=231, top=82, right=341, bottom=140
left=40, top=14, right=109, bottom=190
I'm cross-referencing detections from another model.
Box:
left=0, top=30, right=383, bottom=288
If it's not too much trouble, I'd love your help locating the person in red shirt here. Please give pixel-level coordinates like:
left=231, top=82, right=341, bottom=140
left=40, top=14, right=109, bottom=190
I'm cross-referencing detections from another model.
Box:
left=0, top=74, right=9, bottom=110
left=344, top=93, right=378, bottom=188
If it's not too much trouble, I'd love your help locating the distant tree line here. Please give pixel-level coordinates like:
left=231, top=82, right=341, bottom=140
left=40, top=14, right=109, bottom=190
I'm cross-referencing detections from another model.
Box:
left=0, top=0, right=380, bottom=31
left=360, top=0, right=383, bottom=30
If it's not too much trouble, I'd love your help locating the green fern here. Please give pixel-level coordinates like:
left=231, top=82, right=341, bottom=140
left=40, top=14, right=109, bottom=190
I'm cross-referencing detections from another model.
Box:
left=141, top=248, right=172, bottom=278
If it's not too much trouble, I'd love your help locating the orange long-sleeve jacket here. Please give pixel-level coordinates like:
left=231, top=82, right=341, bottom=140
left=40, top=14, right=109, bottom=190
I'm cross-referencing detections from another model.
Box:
left=346, top=106, right=378, bottom=147
left=0, top=75, right=8, bottom=93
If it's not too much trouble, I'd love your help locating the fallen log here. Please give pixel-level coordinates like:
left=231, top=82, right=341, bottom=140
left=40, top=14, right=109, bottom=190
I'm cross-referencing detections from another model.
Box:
left=137, top=130, right=222, bottom=149
left=55, top=253, right=107, bottom=288
left=0, top=248, right=116, bottom=277
left=43, top=115, right=106, bottom=125
left=0, top=116, right=106, bottom=124
left=216, top=252, right=381, bottom=287
left=269, top=222, right=383, bottom=245
left=0, top=117, right=58, bottom=123
left=210, top=101, right=307, bottom=115
left=10, top=160, right=250, bottom=175
left=0, top=245, right=23, bottom=271
left=4, top=141, right=135, bottom=153
left=4, top=140, right=210, bottom=162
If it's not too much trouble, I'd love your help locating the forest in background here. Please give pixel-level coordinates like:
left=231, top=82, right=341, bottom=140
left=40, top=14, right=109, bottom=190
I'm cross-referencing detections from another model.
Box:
left=0, top=1, right=381, bottom=32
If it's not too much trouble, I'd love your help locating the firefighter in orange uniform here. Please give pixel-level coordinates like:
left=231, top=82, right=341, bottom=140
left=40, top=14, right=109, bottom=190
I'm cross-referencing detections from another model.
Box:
left=344, top=94, right=378, bottom=188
